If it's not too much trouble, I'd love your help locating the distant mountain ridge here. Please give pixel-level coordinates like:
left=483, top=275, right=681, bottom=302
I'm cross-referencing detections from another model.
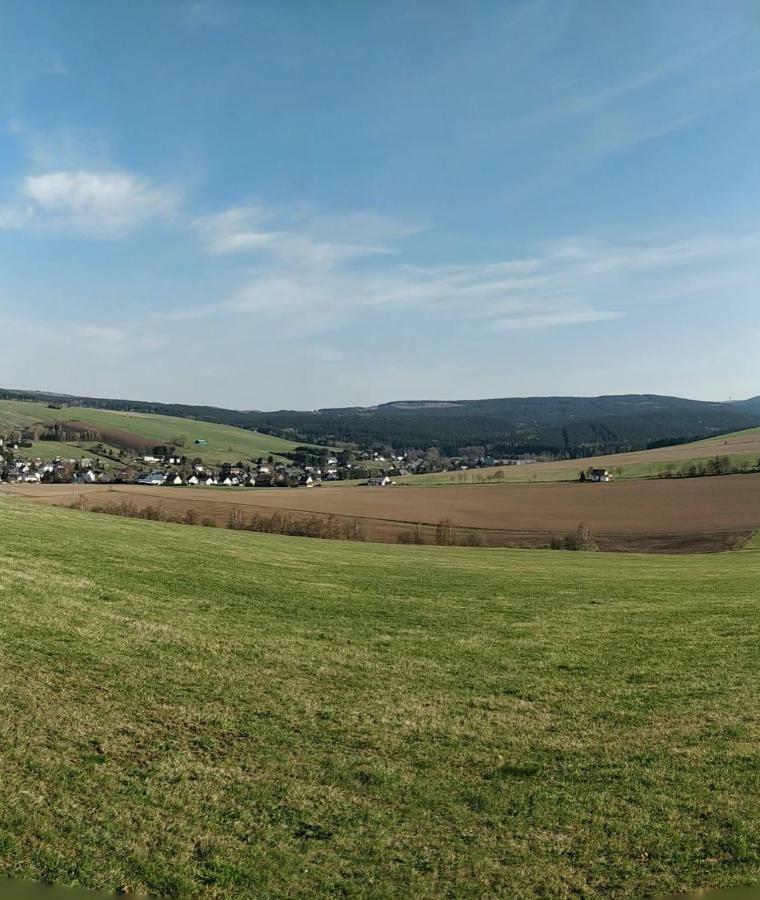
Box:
left=1, top=388, right=759, bottom=458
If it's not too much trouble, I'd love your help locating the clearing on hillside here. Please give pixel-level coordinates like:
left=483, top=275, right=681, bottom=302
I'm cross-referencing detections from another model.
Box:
left=1, top=496, right=759, bottom=897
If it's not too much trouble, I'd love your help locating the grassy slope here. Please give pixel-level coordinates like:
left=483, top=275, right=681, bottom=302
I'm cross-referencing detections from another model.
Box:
left=397, top=429, right=760, bottom=486
left=1, top=498, right=760, bottom=897
left=0, top=400, right=305, bottom=464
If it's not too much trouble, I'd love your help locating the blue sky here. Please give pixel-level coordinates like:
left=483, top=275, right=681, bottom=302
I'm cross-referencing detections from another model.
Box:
left=1, top=0, right=759, bottom=408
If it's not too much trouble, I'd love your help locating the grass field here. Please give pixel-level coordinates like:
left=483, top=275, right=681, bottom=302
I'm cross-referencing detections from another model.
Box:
left=398, top=428, right=760, bottom=486
left=1, top=496, right=760, bottom=897
left=0, top=399, right=307, bottom=464
left=10, top=441, right=123, bottom=466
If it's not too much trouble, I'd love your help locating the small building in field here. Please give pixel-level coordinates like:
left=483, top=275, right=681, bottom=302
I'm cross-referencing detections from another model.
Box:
left=589, top=468, right=611, bottom=483
left=367, top=476, right=391, bottom=487
left=186, top=475, right=199, bottom=486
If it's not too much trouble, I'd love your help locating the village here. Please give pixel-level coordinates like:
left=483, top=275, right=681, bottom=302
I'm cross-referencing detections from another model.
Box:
left=0, top=440, right=389, bottom=488
left=0, top=427, right=548, bottom=489
left=0, top=412, right=551, bottom=490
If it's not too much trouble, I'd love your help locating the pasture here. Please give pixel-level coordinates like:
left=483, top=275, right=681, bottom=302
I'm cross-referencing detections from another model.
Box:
left=6, top=472, right=760, bottom=551
left=398, top=427, right=760, bottom=485
left=0, top=399, right=306, bottom=464
left=0, top=496, right=759, bottom=897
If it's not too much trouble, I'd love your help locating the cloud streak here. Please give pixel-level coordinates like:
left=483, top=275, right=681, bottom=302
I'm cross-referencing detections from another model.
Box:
left=161, top=210, right=760, bottom=341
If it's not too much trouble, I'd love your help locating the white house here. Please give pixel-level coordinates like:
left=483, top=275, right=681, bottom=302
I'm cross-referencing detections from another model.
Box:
left=589, top=468, right=611, bottom=483
left=187, top=475, right=199, bottom=486
left=167, top=474, right=184, bottom=486
left=367, top=476, right=391, bottom=487
left=137, top=471, right=166, bottom=486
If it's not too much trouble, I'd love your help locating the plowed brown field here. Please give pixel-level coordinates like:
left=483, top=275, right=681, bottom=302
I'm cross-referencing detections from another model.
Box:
left=5, top=474, right=760, bottom=552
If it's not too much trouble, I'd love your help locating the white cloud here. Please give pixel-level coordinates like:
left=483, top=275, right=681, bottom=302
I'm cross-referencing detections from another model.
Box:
left=19, top=170, right=181, bottom=237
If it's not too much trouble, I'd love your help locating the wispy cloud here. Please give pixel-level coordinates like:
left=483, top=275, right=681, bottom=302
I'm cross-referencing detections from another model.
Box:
left=163, top=210, right=760, bottom=339
left=195, top=204, right=422, bottom=266
left=0, top=169, right=181, bottom=238
left=493, top=309, right=623, bottom=331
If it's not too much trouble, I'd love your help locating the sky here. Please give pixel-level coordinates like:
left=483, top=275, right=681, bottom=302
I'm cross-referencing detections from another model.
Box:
left=1, top=0, right=759, bottom=409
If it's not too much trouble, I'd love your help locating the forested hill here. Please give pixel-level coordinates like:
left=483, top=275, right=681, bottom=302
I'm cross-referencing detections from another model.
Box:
left=1, top=388, right=759, bottom=458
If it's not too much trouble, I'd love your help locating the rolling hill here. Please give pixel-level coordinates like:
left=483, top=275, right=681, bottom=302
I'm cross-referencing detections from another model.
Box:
left=397, top=425, right=760, bottom=485
left=3, top=387, right=759, bottom=457
left=0, top=399, right=309, bottom=465
left=250, top=394, right=760, bottom=455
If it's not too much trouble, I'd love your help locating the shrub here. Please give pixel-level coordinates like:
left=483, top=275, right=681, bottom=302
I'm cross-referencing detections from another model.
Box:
left=227, top=508, right=247, bottom=530
left=435, top=519, right=455, bottom=546
left=575, top=521, right=598, bottom=551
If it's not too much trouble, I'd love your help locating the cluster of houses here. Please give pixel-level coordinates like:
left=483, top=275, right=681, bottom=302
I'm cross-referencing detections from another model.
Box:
left=580, top=468, right=613, bottom=483
left=0, top=447, right=399, bottom=489
left=1, top=428, right=546, bottom=489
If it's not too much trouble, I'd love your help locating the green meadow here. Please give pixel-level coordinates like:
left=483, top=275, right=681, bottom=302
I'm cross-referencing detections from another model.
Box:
left=0, top=399, right=305, bottom=464
left=1, top=497, right=759, bottom=897
left=396, top=453, right=760, bottom=486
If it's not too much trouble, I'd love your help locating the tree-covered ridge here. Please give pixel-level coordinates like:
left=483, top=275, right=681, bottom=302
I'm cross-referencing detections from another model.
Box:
left=1, top=388, right=759, bottom=457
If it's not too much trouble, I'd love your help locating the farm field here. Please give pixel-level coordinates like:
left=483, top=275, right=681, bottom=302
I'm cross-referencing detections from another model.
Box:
left=6, top=473, right=760, bottom=552
left=1, top=495, right=760, bottom=897
left=398, top=427, right=760, bottom=485
left=0, top=399, right=308, bottom=464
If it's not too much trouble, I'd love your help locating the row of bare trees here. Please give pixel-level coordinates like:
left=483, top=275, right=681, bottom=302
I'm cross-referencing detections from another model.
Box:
left=71, top=498, right=600, bottom=552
